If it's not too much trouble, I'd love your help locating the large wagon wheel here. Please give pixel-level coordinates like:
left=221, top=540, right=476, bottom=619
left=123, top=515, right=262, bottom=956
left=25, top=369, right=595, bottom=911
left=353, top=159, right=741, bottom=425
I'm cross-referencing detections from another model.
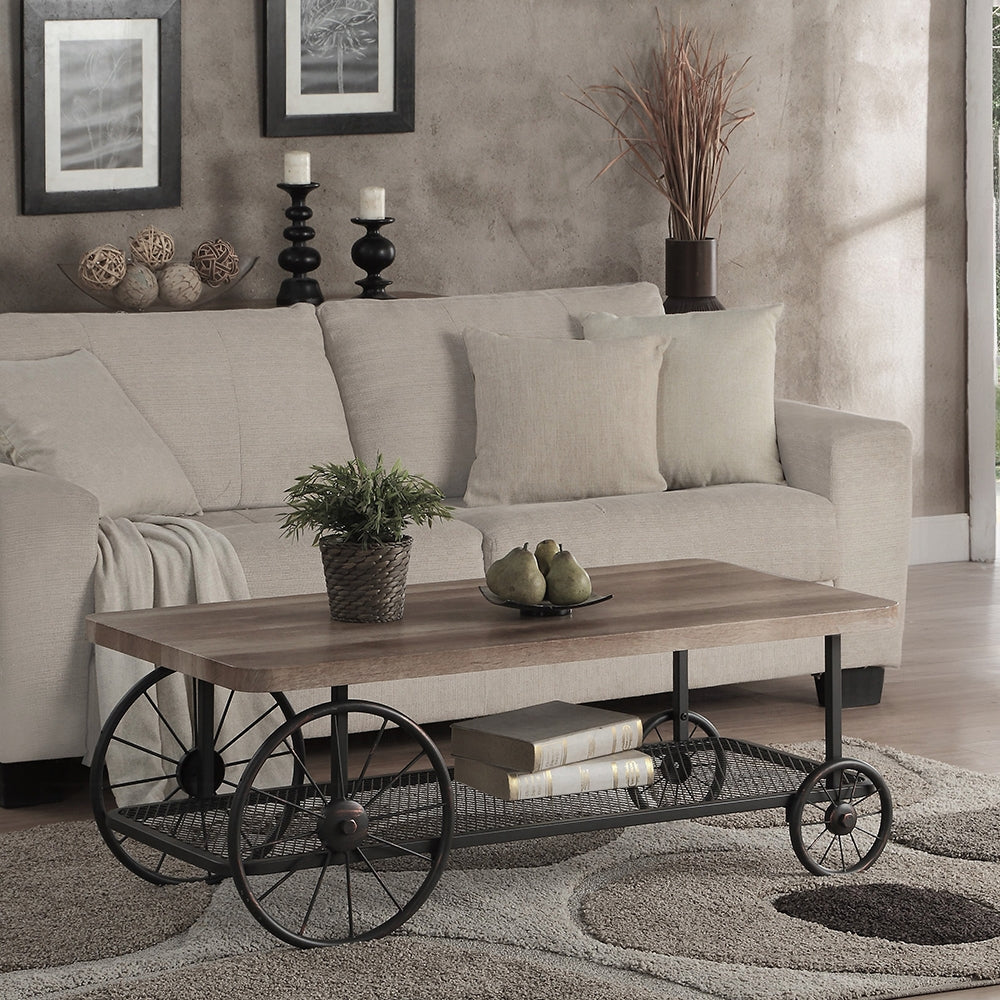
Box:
left=228, top=699, right=455, bottom=947
left=787, top=758, right=893, bottom=874
left=90, top=666, right=303, bottom=885
left=628, top=709, right=728, bottom=809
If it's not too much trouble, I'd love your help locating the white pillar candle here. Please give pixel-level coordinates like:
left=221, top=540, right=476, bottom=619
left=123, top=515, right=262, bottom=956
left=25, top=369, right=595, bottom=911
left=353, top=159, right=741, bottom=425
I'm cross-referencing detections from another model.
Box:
left=359, top=186, right=386, bottom=219
left=284, top=150, right=311, bottom=185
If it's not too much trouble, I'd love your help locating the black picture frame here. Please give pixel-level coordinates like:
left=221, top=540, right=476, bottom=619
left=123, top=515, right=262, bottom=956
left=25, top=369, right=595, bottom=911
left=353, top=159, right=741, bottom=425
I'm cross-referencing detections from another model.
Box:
left=265, top=0, right=414, bottom=137
left=21, top=0, right=181, bottom=216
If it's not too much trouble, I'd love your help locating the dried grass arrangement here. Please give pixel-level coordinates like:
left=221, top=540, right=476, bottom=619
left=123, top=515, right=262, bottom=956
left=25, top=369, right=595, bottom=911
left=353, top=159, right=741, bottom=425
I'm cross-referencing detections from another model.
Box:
left=570, top=16, right=754, bottom=241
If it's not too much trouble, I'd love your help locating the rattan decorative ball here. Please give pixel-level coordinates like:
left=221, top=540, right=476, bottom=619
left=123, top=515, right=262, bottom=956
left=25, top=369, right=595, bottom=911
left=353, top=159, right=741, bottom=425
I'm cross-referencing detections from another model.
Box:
left=191, top=238, right=240, bottom=287
left=129, top=226, right=175, bottom=271
left=78, top=244, right=126, bottom=291
left=113, top=262, right=159, bottom=310
left=157, top=262, right=203, bottom=308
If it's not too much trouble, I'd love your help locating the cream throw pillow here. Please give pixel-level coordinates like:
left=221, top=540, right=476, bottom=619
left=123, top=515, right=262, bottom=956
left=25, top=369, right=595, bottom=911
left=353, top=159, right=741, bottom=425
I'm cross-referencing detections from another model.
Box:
left=463, top=328, right=668, bottom=506
left=0, top=349, right=202, bottom=517
left=583, top=306, right=785, bottom=489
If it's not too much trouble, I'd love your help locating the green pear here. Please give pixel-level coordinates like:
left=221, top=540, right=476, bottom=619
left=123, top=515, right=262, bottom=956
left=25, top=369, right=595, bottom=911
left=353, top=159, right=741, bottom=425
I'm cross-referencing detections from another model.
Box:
left=485, top=543, right=547, bottom=604
left=545, top=545, right=593, bottom=605
left=534, top=539, right=560, bottom=576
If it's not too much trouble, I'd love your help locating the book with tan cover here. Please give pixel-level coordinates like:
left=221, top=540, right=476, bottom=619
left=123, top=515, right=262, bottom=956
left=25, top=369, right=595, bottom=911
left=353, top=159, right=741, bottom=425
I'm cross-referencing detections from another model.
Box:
left=450, top=700, right=643, bottom=772
left=454, top=748, right=655, bottom=801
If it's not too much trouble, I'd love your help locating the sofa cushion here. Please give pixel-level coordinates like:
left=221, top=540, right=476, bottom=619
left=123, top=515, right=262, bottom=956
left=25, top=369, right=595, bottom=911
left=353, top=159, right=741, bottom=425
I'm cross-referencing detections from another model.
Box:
left=0, top=305, right=353, bottom=511
left=462, top=328, right=667, bottom=506
left=583, top=305, right=785, bottom=489
left=198, top=506, right=487, bottom=596
left=453, top=483, right=839, bottom=584
left=317, top=283, right=666, bottom=498
left=0, top=349, right=201, bottom=518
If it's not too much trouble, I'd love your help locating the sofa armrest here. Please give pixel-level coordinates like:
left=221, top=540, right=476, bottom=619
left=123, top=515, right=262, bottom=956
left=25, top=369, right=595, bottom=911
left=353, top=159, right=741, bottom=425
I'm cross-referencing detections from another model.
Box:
left=0, top=464, right=98, bottom=762
left=775, top=397, right=912, bottom=618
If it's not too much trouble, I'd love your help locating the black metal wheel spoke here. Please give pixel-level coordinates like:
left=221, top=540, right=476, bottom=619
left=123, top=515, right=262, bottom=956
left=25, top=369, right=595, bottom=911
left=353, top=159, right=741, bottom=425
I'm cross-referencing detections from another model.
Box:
left=354, top=719, right=389, bottom=791
left=361, top=750, right=425, bottom=812
left=213, top=690, right=236, bottom=745
left=284, top=736, right=329, bottom=806
left=366, top=833, right=433, bottom=865
left=109, top=735, right=181, bottom=766
left=141, top=690, right=190, bottom=754
left=356, top=847, right=404, bottom=912
left=301, top=858, right=331, bottom=936
left=217, top=701, right=283, bottom=755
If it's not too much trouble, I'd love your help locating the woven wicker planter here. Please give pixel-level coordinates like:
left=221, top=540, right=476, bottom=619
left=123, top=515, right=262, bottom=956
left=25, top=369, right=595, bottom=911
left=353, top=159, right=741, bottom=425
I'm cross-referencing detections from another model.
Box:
left=318, top=535, right=413, bottom=623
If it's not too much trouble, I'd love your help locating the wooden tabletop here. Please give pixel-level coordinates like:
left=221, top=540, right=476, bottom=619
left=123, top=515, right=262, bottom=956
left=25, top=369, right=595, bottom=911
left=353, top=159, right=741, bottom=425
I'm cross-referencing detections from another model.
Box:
left=86, top=559, right=897, bottom=693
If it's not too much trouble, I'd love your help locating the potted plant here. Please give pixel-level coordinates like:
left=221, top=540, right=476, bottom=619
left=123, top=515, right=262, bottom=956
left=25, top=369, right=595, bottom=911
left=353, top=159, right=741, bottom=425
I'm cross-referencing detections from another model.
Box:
left=279, top=455, right=452, bottom=623
left=570, top=16, right=754, bottom=311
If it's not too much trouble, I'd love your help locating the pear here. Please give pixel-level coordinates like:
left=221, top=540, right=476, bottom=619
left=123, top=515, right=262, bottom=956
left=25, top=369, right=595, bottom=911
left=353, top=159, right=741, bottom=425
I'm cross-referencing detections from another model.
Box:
left=534, top=539, right=560, bottom=576
left=545, top=545, right=593, bottom=605
left=485, top=543, right=547, bottom=604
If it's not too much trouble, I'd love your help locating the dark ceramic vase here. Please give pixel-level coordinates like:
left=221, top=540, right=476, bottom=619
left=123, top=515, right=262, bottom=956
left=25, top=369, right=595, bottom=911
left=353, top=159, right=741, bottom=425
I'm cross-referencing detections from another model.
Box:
left=663, top=238, right=724, bottom=313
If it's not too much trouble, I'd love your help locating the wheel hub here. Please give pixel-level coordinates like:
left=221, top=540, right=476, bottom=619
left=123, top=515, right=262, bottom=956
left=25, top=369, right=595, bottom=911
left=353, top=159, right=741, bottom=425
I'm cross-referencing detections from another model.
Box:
left=825, top=801, right=858, bottom=835
left=318, top=799, right=369, bottom=851
left=660, top=750, right=694, bottom=785
left=177, top=749, right=226, bottom=797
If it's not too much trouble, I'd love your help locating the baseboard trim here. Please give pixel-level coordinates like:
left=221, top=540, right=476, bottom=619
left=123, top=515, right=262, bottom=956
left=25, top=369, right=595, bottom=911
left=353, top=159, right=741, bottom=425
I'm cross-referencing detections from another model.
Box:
left=909, top=513, right=971, bottom=565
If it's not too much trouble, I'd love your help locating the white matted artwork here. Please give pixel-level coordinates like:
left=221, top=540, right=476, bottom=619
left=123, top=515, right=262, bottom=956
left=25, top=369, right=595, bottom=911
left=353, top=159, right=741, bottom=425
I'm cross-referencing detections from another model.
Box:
left=21, top=0, right=181, bottom=215
left=265, top=0, right=414, bottom=136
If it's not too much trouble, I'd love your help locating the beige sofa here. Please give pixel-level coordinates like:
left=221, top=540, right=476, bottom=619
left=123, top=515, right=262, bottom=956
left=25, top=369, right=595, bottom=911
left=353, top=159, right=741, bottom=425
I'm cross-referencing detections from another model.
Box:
left=0, top=282, right=912, bottom=803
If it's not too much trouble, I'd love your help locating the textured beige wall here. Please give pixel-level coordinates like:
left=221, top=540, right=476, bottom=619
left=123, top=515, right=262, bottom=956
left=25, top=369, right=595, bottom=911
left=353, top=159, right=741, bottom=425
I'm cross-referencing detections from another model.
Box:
left=0, top=1, right=967, bottom=517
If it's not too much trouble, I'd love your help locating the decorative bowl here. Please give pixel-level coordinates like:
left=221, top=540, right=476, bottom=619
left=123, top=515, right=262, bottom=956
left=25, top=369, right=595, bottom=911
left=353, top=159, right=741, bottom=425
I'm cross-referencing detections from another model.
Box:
left=478, top=586, right=613, bottom=617
left=58, top=256, right=258, bottom=312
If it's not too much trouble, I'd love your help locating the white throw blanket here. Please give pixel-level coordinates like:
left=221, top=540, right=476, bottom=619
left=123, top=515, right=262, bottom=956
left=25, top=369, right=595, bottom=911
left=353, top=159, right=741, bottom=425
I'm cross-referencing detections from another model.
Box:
left=89, top=516, right=284, bottom=807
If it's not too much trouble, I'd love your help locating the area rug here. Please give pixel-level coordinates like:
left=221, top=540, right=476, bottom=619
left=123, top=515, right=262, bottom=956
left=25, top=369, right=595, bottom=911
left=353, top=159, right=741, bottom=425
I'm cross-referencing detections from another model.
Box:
left=3, top=738, right=1000, bottom=1000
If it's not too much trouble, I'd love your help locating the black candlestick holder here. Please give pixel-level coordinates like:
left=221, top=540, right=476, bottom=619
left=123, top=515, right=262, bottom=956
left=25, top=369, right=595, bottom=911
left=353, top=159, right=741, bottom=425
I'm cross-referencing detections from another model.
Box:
left=276, top=182, right=323, bottom=306
left=350, top=217, right=395, bottom=299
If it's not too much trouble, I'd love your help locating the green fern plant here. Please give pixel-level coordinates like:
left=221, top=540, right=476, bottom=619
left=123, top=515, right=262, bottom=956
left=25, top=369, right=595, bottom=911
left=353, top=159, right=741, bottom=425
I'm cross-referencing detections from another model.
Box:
left=279, top=455, right=452, bottom=548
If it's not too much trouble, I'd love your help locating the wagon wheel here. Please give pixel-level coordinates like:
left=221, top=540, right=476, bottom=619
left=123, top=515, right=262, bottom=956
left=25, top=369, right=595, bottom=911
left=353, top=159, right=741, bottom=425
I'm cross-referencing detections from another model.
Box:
left=90, top=666, right=303, bottom=885
left=787, top=758, right=893, bottom=875
left=628, top=709, right=727, bottom=809
left=228, top=699, right=455, bottom=947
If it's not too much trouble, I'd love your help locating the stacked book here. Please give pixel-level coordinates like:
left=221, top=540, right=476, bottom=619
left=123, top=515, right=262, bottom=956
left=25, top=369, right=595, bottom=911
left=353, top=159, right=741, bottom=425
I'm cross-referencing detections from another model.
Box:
left=451, top=700, right=655, bottom=801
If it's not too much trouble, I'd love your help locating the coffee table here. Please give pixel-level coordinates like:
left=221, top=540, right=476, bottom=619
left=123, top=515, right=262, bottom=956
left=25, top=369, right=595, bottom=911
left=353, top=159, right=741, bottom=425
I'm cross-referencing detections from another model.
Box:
left=86, top=558, right=898, bottom=947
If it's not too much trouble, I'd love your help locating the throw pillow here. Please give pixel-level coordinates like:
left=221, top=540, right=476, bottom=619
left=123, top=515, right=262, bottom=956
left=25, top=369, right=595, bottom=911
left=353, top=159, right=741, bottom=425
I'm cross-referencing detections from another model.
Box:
left=583, top=305, right=785, bottom=489
left=0, top=349, right=202, bottom=518
left=462, top=328, right=668, bottom=506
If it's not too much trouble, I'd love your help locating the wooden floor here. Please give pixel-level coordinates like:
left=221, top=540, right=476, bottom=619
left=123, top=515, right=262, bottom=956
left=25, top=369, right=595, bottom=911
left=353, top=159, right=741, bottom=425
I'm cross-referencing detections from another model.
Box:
left=3, top=559, right=1000, bottom=999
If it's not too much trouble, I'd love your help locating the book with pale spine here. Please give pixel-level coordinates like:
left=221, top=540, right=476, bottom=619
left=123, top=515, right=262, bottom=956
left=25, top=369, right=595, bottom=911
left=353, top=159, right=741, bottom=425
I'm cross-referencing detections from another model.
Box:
left=450, top=700, right=644, bottom=772
left=454, top=748, right=655, bottom=801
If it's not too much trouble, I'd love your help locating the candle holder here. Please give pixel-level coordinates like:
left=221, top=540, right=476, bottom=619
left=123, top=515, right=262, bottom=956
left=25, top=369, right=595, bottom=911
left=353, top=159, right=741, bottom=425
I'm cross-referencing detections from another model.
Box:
left=350, top=217, right=395, bottom=299
left=276, top=182, right=323, bottom=306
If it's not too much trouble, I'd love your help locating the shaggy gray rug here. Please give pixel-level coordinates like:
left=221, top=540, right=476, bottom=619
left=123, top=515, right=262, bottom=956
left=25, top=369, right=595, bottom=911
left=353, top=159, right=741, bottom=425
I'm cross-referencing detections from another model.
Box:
left=3, top=738, right=1000, bottom=1000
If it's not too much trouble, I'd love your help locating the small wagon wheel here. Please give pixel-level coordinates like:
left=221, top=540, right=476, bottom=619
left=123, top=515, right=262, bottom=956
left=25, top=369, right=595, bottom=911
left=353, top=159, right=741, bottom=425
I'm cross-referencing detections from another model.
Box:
left=628, top=709, right=727, bottom=809
left=90, top=666, right=303, bottom=885
left=787, top=758, right=893, bottom=875
left=228, top=699, right=455, bottom=947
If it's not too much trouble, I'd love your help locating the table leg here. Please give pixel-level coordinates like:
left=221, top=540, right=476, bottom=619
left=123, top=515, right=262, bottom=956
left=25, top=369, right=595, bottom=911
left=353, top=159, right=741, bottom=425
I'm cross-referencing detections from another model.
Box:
left=672, top=650, right=690, bottom=743
left=330, top=685, right=349, bottom=799
left=194, top=679, right=217, bottom=800
left=823, top=634, right=842, bottom=763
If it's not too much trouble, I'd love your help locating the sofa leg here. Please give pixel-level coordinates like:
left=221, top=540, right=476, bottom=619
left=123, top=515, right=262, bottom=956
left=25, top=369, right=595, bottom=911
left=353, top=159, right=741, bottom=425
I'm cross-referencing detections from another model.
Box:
left=813, top=665, right=885, bottom=708
left=0, top=758, right=88, bottom=808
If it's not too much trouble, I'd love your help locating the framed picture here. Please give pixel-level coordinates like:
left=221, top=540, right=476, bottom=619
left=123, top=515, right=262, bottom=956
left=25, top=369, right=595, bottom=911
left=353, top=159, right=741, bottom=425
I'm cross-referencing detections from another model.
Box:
left=265, top=0, right=415, bottom=136
left=21, top=0, right=181, bottom=216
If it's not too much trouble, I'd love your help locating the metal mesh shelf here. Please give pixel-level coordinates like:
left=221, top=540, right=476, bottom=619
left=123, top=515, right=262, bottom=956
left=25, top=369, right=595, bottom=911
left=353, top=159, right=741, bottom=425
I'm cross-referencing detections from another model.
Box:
left=111, top=737, right=821, bottom=864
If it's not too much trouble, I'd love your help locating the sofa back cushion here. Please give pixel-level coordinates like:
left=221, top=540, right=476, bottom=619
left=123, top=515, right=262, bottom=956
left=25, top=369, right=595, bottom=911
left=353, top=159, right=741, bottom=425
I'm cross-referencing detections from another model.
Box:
left=317, top=283, right=666, bottom=498
left=0, top=305, right=353, bottom=510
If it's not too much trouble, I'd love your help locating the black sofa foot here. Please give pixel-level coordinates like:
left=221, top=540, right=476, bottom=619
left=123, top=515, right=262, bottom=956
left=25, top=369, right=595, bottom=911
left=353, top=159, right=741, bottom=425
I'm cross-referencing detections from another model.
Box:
left=0, top=758, right=88, bottom=808
left=814, top=665, right=885, bottom=708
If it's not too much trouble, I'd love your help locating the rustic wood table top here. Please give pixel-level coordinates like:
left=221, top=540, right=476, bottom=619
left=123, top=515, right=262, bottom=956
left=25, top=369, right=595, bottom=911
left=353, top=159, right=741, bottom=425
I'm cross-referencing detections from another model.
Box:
left=86, top=559, right=897, bottom=694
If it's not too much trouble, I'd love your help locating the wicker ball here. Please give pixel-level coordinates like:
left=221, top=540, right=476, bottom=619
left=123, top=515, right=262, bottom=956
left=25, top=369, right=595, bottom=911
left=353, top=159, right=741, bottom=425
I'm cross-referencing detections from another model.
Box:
left=129, top=226, right=175, bottom=270
left=78, top=244, right=126, bottom=291
left=191, top=238, right=240, bottom=287
left=113, top=262, right=159, bottom=310
left=157, top=262, right=203, bottom=308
